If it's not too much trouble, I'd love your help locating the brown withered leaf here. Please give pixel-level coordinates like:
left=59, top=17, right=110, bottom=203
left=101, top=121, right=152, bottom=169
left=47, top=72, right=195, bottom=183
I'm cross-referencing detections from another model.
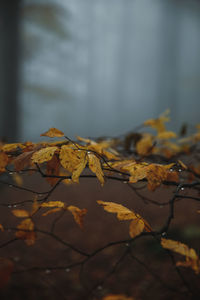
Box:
left=0, top=152, right=9, bottom=173
left=129, top=218, right=144, bottom=238
left=146, top=164, right=176, bottom=191
left=88, top=152, right=104, bottom=185
left=40, top=128, right=64, bottom=138
left=67, top=205, right=87, bottom=229
left=0, top=257, right=14, bottom=289
left=15, top=218, right=36, bottom=246
left=46, top=154, right=60, bottom=186
left=32, top=146, right=58, bottom=164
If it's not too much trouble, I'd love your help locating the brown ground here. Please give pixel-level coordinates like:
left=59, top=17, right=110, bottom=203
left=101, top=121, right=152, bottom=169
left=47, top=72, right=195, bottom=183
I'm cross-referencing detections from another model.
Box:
left=0, top=173, right=200, bottom=300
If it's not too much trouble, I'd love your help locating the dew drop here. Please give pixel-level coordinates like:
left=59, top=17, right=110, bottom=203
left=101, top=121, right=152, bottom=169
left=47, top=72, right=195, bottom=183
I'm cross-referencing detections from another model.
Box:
left=8, top=205, right=12, bottom=208
left=123, top=181, right=128, bottom=184
left=181, top=187, right=184, bottom=191
left=178, top=169, right=182, bottom=172
left=161, top=232, right=166, bottom=237
left=45, top=269, right=51, bottom=274
left=169, top=168, right=173, bottom=172
left=97, top=285, right=102, bottom=290
left=13, top=204, right=17, bottom=208
left=125, top=243, right=130, bottom=247
left=9, top=172, right=13, bottom=175
left=65, top=268, right=70, bottom=273
left=9, top=185, right=13, bottom=188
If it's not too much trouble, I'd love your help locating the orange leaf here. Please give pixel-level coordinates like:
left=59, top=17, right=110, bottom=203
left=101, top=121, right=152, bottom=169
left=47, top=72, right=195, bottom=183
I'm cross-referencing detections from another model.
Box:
left=40, top=128, right=64, bottom=138
left=88, top=153, right=104, bottom=185
left=32, top=147, right=58, bottom=164
left=67, top=205, right=87, bottom=229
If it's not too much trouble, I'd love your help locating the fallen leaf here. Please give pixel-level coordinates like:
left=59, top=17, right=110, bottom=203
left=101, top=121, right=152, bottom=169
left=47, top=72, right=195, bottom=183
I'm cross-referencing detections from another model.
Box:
left=129, top=218, right=144, bottom=238
left=88, top=152, right=104, bottom=185
left=32, top=147, right=58, bottom=164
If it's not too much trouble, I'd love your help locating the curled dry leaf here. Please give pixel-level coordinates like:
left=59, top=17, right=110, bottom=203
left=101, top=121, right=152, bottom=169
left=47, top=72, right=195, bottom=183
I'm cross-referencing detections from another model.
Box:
left=88, top=152, right=104, bottom=185
left=67, top=205, right=87, bottom=229
left=12, top=209, right=30, bottom=218
left=129, top=218, right=144, bottom=238
left=41, top=201, right=65, bottom=208
left=32, top=147, right=58, bottom=164
left=40, top=127, right=64, bottom=138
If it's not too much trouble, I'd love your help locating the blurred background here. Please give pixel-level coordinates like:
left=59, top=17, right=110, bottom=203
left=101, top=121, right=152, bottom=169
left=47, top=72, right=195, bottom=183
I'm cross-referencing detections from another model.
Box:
left=0, top=0, right=200, bottom=142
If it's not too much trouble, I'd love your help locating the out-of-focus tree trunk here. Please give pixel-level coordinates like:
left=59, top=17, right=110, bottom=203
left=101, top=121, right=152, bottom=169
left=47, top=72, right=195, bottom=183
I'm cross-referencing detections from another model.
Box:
left=0, top=0, right=21, bottom=142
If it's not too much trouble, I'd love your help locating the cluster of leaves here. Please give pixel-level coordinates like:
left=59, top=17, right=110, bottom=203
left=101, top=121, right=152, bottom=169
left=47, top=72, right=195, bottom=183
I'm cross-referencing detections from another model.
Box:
left=0, top=111, right=200, bottom=299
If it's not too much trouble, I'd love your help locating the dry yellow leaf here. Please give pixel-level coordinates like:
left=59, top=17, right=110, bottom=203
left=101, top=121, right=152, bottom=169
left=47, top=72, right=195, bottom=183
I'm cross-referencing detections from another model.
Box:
left=12, top=209, right=30, bottom=218
left=161, top=238, right=200, bottom=274
left=97, top=201, right=136, bottom=220
left=144, top=109, right=170, bottom=133
left=32, top=147, right=58, bottom=164
left=157, top=131, right=177, bottom=140
left=136, top=134, right=154, bottom=156
left=129, top=218, right=144, bottom=238
left=60, top=146, right=87, bottom=183
left=67, top=205, right=87, bottom=229
left=42, top=208, right=62, bottom=216
left=88, top=152, right=104, bottom=185
left=1, top=143, right=25, bottom=152
left=41, top=201, right=65, bottom=208
left=40, top=128, right=64, bottom=138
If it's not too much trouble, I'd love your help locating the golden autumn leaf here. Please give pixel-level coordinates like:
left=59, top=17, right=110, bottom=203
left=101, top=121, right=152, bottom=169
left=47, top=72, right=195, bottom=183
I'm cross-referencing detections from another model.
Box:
left=102, top=294, right=134, bottom=300
left=88, top=152, right=104, bottom=185
left=97, top=201, right=136, bottom=220
left=67, top=205, right=87, bottom=229
left=31, top=146, right=58, bottom=164
left=157, top=131, right=177, bottom=140
left=40, top=128, right=64, bottom=138
left=41, top=201, right=65, bottom=208
left=1, top=143, right=25, bottom=152
left=12, top=209, right=30, bottom=218
left=129, top=218, right=144, bottom=238
left=161, top=238, right=200, bottom=274
left=59, top=146, right=87, bottom=183
left=15, top=218, right=36, bottom=246
left=0, top=152, right=9, bottom=173
left=0, top=257, right=14, bottom=289
left=136, top=134, right=154, bottom=156
left=144, top=109, right=170, bottom=133
left=42, top=207, right=62, bottom=216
